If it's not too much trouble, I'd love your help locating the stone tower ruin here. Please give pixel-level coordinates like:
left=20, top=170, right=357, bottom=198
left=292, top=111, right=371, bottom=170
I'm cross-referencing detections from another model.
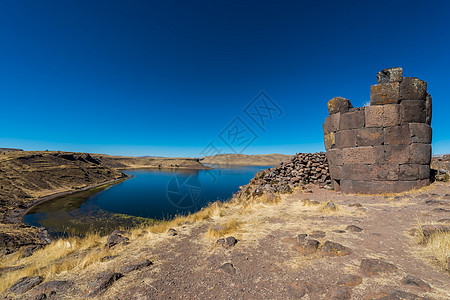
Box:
left=323, top=67, right=432, bottom=194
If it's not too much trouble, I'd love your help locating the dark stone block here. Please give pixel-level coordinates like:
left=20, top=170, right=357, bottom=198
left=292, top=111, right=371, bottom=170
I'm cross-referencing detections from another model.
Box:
left=401, top=100, right=426, bottom=123
left=384, top=145, right=410, bottom=165
left=339, top=109, right=365, bottom=130
left=343, top=146, right=375, bottom=165
left=425, top=93, right=432, bottom=125
left=365, top=105, right=383, bottom=127
left=395, top=180, right=429, bottom=193
left=371, top=164, right=399, bottom=181
left=328, top=97, right=353, bottom=115
left=342, top=164, right=372, bottom=180
left=356, top=128, right=383, bottom=146
left=384, top=125, right=411, bottom=145
left=410, top=143, right=431, bottom=164
left=329, top=165, right=342, bottom=180
left=400, top=77, right=427, bottom=100
left=341, top=180, right=397, bottom=194
left=373, top=145, right=385, bottom=163
left=382, top=104, right=401, bottom=126
left=370, top=82, right=400, bottom=105
left=335, top=130, right=356, bottom=148
left=377, top=67, right=403, bottom=83
left=409, top=123, right=432, bottom=143
left=323, top=113, right=340, bottom=133
left=326, top=148, right=343, bottom=166
left=419, top=165, right=430, bottom=179
left=399, top=164, right=419, bottom=180
left=384, top=144, right=410, bottom=164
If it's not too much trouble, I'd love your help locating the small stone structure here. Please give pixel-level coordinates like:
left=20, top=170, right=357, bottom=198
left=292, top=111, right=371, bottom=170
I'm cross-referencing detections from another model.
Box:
left=323, top=67, right=432, bottom=194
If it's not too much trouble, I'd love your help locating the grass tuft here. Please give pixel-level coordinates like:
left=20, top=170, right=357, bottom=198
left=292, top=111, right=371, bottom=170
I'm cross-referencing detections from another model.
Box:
left=415, top=222, right=450, bottom=272
left=206, top=219, right=241, bottom=239
left=319, top=200, right=339, bottom=213
left=0, top=232, right=106, bottom=293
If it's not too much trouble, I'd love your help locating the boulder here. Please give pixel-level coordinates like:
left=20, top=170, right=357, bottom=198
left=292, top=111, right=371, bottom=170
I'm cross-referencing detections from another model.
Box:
left=85, top=272, right=123, bottom=296
left=360, top=258, right=398, bottom=276
left=119, top=259, right=153, bottom=274
left=377, top=67, right=403, bottom=83
left=328, top=97, right=353, bottom=115
left=7, top=276, right=43, bottom=294
left=321, top=241, right=352, bottom=256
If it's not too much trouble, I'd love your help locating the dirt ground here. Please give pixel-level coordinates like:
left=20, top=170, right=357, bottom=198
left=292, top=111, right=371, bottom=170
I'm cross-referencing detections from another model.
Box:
left=3, top=181, right=450, bottom=299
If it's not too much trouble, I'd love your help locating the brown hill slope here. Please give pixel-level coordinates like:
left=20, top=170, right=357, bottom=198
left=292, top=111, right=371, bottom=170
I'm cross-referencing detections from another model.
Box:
left=94, top=154, right=209, bottom=170
left=202, top=153, right=292, bottom=166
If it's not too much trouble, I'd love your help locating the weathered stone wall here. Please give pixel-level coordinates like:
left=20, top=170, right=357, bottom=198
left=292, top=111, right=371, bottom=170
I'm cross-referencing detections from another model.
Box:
left=323, top=68, right=432, bottom=194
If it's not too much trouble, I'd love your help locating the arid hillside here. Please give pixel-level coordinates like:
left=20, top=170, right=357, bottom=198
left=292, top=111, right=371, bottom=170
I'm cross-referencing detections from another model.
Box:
left=92, top=154, right=210, bottom=170
left=202, top=153, right=292, bottom=166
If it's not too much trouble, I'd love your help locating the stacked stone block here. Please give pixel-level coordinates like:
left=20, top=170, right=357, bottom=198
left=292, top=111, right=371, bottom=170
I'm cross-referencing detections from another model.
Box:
left=323, top=67, right=432, bottom=194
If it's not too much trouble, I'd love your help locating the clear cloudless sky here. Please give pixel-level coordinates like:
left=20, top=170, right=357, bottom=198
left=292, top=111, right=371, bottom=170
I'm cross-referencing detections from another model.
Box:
left=1, top=0, right=449, bottom=156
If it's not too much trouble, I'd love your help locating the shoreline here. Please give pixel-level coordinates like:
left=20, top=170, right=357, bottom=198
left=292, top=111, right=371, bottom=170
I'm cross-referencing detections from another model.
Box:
left=7, top=176, right=131, bottom=225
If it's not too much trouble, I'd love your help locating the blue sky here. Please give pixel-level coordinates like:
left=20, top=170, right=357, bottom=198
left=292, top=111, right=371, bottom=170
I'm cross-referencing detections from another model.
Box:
left=1, top=0, right=449, bottom=156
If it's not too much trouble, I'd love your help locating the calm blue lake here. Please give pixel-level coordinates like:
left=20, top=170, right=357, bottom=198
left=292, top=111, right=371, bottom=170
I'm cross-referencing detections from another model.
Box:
left=23, top=165, right=269, bottom=236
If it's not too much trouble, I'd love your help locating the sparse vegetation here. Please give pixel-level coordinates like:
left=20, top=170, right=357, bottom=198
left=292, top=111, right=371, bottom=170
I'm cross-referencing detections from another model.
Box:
left=206, top=219, right=241, bottom=239
left=319, top=200, right=339, bottom=213
left=415, top=222, right=450, bottom=272
left=0, top=232, right=108, bottom=292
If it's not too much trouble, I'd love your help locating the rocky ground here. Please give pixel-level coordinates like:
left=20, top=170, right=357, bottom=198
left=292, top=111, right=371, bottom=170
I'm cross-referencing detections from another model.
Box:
left=1, top=181, right=449, bottom=299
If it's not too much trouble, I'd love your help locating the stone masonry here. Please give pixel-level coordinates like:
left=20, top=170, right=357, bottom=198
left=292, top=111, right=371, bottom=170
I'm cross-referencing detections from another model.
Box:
left=323, top=67, right=432, bottom=194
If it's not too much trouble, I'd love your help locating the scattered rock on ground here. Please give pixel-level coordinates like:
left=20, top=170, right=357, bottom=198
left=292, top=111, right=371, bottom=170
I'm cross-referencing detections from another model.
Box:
left=7, top=276, right=43, bottom=294
left=105, top=230, right=130, bottom=248
left=336, top=274, right=362, bottom=287
left=101, top=255, right=118, bottom=262
left=293, top=239, right=320, bottom=255
left=346, top=225, right=363, bottom=232
left=366, top=289, right=429, bottom=299
left=330, top=286, right=352, bottom=300
left=0, top=265, right=25, bottom=276
left=309, top=230, right=326, bottom=238
left=360, top=258, right=398, bottom=276
left=20, top=244, right=44, bottom=259
left=33, top=293, right=47, bottom=300
left=321, top=241, right=352, bottom=256
left=216, top=236, right=237, bottom=248
left=324, top=201, right=337, bottom=211
left=31, top=280, right=70, bottom=296
left=85, top=272, right=123, bottom=296
left=119, top=259, right=153, bottom=274
left=349, top=203, right=362, bottom=207
left=401, top=275, right=431, bottom=291
left=217, top=263, right=236, bottom=275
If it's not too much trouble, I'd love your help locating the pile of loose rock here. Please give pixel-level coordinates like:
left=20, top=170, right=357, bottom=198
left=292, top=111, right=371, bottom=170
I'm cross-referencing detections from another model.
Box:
left=232, top=152, right=330, bottom=201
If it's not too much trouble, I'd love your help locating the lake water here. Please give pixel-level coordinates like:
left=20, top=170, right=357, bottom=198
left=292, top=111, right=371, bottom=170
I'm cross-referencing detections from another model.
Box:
left=23, top=165, right=270, bottom=237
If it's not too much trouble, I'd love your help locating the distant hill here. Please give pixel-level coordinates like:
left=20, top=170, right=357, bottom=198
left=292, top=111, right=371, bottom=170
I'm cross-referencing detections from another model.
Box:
left=202, top=153, right=292, bottom=166
left=0, top=148, right=23, bottom=152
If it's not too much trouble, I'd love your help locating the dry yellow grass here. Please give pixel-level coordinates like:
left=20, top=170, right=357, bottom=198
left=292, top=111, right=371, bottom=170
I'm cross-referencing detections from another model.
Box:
left=318, top=200, right=339, bottom=213
left=206, top=219, right=241, bottom=239
left=415, top=223, right=450, bottom=272
left=0, top=191, right=282, bottom=294
left=0, top=233, right=107, bottom=293
left=0, top=201, right=228, bottom=293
